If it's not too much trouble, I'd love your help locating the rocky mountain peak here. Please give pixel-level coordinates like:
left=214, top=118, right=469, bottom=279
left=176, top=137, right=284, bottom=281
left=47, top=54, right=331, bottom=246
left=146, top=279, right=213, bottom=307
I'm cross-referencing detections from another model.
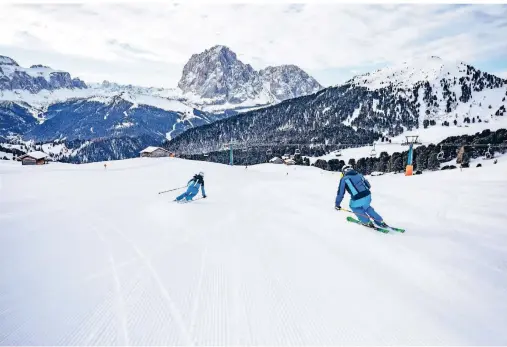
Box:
left=0, top=56, right=19, bottom=66
left=30, top=64, right=51, bottom=69
left=0, top=55, right=87, bottom=93
left=178, top=45, right=322, bottom=105
left=259, top=64, right=322, bottom=100
left=177, top=45, right=263, bottom=103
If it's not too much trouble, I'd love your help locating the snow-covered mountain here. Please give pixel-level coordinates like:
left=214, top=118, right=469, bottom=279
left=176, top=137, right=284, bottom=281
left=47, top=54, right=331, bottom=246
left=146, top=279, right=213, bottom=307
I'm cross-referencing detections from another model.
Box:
left=178, top=45, right=323, bottom=107
left=0, top=55, right=233, bottom=161
left=349, top=56, right=473, bottom=90
left=3, top=52, right=506, bottom=165
left=0, top=46, right=323, bottom=137
left=0, top=47, right=325, bottom=163
left=0, top=55, right=86, bottom=93
left=167, top=56, right=507, bottom=157
left=345, top=56, right=507, bottom=129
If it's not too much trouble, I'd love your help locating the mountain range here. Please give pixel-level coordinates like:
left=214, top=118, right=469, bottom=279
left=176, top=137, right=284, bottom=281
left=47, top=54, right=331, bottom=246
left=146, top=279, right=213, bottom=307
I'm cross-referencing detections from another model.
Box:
left=167, top=56, right=507, bottom=161
left=0, top=46, right=323, bottom=162
left=2, top=50, right=507, bottom=165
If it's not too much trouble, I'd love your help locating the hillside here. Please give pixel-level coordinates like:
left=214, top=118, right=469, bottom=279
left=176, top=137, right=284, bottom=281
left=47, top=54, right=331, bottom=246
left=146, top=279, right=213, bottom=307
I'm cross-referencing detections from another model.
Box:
left=1, top=157, right=506, bottom=344
left=167, top=56, right=507, bottom=158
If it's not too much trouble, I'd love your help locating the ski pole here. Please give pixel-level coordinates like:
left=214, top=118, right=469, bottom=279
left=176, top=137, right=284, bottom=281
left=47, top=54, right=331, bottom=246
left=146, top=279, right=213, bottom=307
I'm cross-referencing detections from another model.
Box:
left=335, top=206, right=384, bottom=224
left=158, top=186, right=186, bottom=194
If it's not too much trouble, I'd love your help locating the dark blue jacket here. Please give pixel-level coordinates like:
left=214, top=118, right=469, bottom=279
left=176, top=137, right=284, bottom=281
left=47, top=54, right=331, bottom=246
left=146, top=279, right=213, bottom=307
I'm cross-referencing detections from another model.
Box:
left=335, top=170, right=371, bottom=206
left=187, top=174, right=206, bottom=196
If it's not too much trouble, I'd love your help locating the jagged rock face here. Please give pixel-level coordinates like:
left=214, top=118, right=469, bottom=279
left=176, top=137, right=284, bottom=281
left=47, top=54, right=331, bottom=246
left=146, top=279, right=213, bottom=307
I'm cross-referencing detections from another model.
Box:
left=259, top=65, right=322, bottom=100
left=0, top=55, right=87, bottom=93
left=178, top=45, right=322, bottom=104
left=178, top=45, right=264, bottom=103
left=0, top=56, right=19, bottom=66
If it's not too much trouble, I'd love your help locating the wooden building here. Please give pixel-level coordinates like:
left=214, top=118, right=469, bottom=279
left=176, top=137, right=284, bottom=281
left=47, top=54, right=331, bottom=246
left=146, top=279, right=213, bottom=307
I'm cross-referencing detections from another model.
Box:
left=18, top=151, right=49, bottom=165
left=139, top=146, right=172, bottom=158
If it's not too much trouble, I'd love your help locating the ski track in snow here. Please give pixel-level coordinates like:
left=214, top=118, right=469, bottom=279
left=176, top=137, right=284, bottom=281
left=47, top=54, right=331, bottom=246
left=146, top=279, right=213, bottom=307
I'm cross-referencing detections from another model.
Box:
left=0, top=157, right=507, bottom=345
left=92, top=226, right=130, bottom=346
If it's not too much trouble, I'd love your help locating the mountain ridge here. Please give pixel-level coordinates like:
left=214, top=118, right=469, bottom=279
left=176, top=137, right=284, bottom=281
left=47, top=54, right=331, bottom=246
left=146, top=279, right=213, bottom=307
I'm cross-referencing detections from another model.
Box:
left=166, top=56, right=507, bottom=159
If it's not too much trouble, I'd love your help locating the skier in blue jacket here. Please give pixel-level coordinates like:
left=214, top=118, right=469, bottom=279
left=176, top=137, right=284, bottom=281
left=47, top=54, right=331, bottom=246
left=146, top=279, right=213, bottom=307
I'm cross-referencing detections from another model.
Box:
left=335, top=164, right=387, bottom=228
left=175, top=171, right=207, bottom=202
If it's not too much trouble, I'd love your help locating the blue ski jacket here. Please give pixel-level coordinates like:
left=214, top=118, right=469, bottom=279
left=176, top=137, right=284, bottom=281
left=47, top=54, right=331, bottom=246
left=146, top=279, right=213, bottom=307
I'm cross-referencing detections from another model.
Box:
left=187, top=174, right=206, bottom=197
left=335, top=169, right=371, bottom=207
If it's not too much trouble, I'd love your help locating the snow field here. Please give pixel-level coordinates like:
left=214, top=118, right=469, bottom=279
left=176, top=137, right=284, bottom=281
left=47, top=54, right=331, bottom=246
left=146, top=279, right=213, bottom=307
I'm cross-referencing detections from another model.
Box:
left=0, top=157, right=506, bottom=345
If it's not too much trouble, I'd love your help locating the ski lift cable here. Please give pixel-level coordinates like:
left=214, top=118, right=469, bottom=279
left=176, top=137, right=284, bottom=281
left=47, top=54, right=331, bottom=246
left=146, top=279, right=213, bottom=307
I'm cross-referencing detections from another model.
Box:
left=177, top=140, right=507, bottom=155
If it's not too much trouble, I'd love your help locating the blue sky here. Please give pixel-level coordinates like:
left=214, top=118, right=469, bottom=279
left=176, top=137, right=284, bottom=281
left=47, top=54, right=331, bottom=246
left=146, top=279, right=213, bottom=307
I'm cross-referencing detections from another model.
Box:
left=1, top=3, right=506, bottom=88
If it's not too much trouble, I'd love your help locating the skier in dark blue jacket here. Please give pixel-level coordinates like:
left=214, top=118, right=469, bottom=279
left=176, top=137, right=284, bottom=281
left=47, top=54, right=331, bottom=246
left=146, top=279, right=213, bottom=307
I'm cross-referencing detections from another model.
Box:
left=175, top=171, right=207, bottom=202
left=335, top=165, right=387, bottom=228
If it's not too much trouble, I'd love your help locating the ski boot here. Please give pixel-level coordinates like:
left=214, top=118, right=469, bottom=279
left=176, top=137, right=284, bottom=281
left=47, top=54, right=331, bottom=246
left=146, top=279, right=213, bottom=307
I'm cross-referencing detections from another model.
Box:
left=361, top=221, right=375, bottom=228
left=374, top=220, right=389, bottom=228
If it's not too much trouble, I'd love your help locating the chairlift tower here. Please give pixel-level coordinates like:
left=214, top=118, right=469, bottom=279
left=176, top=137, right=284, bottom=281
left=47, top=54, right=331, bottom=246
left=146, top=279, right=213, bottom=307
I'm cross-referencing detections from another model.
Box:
left=229, top=139, right=237, bottom=166
left=405, top=135, right=419, bottom=176
left=370, top=143, right=377, bottom=157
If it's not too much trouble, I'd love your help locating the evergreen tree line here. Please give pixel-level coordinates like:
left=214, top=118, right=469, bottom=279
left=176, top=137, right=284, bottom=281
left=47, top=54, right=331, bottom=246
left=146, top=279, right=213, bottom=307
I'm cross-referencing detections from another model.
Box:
left=179, top=129, right=507, bottom=174
left=310, top=128, right=507, bottom=175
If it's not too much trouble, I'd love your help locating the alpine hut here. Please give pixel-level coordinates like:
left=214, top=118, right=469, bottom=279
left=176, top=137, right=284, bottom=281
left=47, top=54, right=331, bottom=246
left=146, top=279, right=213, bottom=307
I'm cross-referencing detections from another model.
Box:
left=17, top=151, right=49, bottom=165
left=139, top=146, right=172, bottom=158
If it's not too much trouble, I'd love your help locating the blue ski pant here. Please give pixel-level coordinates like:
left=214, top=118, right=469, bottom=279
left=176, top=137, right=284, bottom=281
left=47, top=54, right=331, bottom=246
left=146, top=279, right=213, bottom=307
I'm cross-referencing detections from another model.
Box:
left=349, top=195, right=384, bottom=225
left=176, top=186, right=199, bottom=201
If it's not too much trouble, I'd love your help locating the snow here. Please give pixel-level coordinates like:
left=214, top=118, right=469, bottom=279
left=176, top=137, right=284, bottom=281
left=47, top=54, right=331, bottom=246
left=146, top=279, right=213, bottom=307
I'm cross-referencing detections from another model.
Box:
left=342, top=104, right=361, bottom=127
left=0, top=86, right=195, bottom=116
left=140, top=146, right=162, bottom=153
left=1, top=157, right=506, bottom=345
left=120, top=92, right=195, bottom=114
left=348, top=56, right=469, bottom=90
left=0, top=64, right=61, bottom=83
left=166, top=121, right=180, bottom=141
left=18, top=150, right=48, bottom=160
left=182, top=89, right=275, bottom=113
left=114, top=122, right=134, bottom=129
left=0, top=151, right=13, bottom=160
left=41, top=142, right=67, bottom=155
left=0, top=56, right=18, bottom=65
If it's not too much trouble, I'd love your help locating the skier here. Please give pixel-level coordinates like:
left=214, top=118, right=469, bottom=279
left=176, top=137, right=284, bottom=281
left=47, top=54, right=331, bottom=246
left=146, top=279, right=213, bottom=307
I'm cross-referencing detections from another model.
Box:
left=175, top=171, right=207, bottom=202
left=335, top=164, right=387, bottom=228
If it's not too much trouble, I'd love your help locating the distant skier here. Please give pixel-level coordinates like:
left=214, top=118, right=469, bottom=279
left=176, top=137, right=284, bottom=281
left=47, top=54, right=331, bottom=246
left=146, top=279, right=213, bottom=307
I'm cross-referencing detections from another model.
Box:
left=175, top=171, right=207, bottom=202
left=335, top=164, right=387, bottom=228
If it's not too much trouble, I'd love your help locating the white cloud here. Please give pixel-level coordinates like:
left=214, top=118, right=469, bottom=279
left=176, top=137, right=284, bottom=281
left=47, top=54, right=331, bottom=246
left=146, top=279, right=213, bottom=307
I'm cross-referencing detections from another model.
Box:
left=0, top=3, right=506, bottom=88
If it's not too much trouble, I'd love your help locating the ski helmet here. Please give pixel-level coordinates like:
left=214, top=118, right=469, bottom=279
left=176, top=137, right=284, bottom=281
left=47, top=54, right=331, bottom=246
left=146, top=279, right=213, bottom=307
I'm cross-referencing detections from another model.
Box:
left=341, top=164, right=353, bottom=174
left=198, top=171, right=204, bottom=177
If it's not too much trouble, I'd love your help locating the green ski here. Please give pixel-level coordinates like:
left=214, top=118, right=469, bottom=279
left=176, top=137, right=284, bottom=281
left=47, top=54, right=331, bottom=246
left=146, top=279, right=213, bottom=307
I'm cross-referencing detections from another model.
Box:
left=346, top=216, right=405, bottom=233
left=346, top=216, right=390, bottom=233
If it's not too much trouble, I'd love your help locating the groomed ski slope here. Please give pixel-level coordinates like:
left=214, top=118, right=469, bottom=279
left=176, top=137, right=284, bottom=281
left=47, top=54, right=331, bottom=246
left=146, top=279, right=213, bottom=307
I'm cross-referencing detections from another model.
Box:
left=1, top=158, right=507, bottom=345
